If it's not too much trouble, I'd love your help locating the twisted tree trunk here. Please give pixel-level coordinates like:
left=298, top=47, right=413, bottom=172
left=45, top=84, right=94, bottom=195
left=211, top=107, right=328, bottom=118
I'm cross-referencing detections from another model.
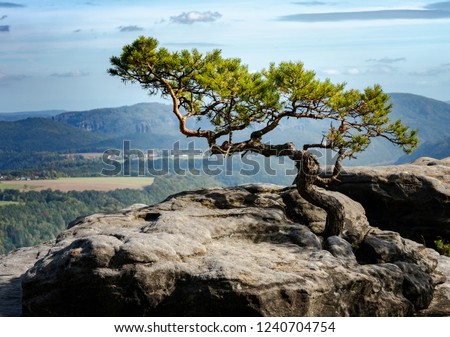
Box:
left=295, top=151, right=345, bottom=239
left=210, top=139, right=346, bottom=239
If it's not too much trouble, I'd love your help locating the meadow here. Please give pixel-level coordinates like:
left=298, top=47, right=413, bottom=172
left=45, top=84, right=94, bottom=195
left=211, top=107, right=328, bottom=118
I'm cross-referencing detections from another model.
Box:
left=0, top=201, right=22, bottom=206
left=0, top=177, right=154, bottom=192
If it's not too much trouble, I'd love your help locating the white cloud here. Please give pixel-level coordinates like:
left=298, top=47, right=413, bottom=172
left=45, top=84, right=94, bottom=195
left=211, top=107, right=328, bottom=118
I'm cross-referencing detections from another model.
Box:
left=280, top=2, right=450, bottom=22
left=323, top=64, right=402, bottom=77
left=322, top=69, right=341, bottom=75
left=170, top=11, right=222, bottom=24
left=0, top=72, right=27, bottom=83
left=368, top=65, right=398, bottom=74
left=293, top=1, right=326, bottom=6
left=165, top=42, right=223, bottom=47
left=410, top=63, right=450, bottom=76
left=118, top=25, right=144, bottom=32
left=366, top=57, right=406, bottom=64
left=347, top=68, right=361, bottom=75
left=50, top=70, right=89, bottom=78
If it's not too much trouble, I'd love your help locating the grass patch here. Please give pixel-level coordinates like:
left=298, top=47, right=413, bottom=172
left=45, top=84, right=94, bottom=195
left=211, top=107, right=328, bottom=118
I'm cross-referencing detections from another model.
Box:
left=0, top=177, right=154, bottom=192
left=0, top=201, right=23, bottom=206
left=0, top=183, right=38, bottom=190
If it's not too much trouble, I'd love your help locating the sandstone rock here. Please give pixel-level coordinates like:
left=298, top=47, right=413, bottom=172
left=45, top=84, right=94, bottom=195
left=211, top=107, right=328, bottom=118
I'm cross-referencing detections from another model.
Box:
left=280, top=187, right=371, bottom=243
left=418, top=255, right=450, bottom=316
left=0, top=243, right=53, bottom=317
left=16, top=185, right=444, bottom=317
left=330, top=157, right=450, bottom=245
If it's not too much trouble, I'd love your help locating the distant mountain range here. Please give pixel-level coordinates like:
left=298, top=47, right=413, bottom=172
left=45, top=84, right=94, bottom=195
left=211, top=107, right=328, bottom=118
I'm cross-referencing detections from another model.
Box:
left=53, top=102, right=183, bottom=150
left=0, top=103, right=184, bottom=153
left=0, top=93, right=448, bottom=164
left=0, top=110, right=65, bottom=122
left=388, top=93, right=450, bottom=163
left=53, top=103, right=177, bottom=136
left=0, top=118, right=103, bottom=152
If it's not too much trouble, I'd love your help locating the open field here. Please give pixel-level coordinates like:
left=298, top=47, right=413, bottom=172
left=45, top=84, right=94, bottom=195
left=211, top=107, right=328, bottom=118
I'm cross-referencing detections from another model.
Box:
left=0, top=183, right=35, bottom=190
left=0, top=201, right=23, bottom=206
left=0, top=177, right=154, bottom=192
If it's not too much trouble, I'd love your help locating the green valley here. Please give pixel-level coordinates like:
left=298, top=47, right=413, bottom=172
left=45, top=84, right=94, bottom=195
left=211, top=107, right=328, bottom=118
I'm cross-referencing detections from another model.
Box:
left=0, top=93, right=449, bottom=254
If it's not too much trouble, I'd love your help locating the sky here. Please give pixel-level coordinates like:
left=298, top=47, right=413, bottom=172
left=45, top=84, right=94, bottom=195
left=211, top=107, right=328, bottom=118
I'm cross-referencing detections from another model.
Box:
left=1, top=0, right=450, bottom=112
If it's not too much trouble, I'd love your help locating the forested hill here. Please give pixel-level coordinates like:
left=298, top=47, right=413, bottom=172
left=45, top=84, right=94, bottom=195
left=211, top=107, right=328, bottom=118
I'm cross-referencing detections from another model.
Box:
left=0, top=118, right=103, bottom=152
left=252, top=93, right=450, bottom=164
left=0, top=174, right=225, bottom=254
left=54, top=102, right=184, bottom=150
left=389, top=93, right=450, bottom=144
left=0, top=94, right=448, bottom=162
left=396, top=136, right=450, bottom=163
left=53, top=102, right=178, bottom=136
left=0, top=103, right=185, bottom=153
left=388, top=93, right=450, bottom=163
left=0, top=110, right=65, bottom=122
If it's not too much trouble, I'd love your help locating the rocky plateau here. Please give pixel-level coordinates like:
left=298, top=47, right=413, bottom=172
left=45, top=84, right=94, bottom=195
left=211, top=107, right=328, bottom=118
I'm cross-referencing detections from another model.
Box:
left=0, top=157, right=449, bottom=317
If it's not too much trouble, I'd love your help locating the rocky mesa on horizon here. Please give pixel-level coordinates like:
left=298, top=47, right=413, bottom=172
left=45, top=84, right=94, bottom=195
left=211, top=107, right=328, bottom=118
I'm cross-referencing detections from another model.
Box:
left=0, top=157, right=449, bottom=317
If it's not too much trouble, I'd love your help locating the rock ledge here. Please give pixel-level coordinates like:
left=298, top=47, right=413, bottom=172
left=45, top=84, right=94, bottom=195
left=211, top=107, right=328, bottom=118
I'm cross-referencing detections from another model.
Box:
left=0, top=184, right=443, bottom=316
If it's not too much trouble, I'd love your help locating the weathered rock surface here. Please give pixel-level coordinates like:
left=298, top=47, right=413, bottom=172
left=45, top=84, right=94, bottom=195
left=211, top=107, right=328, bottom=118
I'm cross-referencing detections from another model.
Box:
left=4, top=184, right=443, bottom=316
left=0, top=243, right=53, bottom=317
left=417, top=255, right=450, bottom=316
left=330, top=157, right=450, bottom=245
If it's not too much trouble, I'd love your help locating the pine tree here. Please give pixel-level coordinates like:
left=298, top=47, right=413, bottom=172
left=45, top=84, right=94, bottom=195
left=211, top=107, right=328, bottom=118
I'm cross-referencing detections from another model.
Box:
left=109, top=36, right=418, bottom=239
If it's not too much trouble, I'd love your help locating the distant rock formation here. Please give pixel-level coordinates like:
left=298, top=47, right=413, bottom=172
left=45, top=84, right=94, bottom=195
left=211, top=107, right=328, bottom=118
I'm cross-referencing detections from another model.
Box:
left=1, top=158, right=449, bottom=317
left=330, top=157, right=450, bottom=245
left=135, top=122, right=151, bottom=134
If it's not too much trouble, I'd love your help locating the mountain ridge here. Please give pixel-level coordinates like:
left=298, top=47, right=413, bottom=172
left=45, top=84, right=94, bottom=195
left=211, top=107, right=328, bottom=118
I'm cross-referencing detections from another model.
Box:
left=0, top=110, right=65, bottom=122
left=54, top=102, right=178, bottom=136
left=388, top=93, right=450, bottom=144
left=0, top=93, right=448, bottom=163
left=0, top=118, right=103, bottom=152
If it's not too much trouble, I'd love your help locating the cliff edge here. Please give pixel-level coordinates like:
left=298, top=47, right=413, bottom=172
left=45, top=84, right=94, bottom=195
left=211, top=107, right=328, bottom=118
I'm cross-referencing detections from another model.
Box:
left=0, top=158, right=449, bottom=317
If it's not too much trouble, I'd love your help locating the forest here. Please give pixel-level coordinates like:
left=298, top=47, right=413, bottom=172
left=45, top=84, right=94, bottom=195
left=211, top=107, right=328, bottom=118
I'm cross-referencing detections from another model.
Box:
left=0, top=151, right=103, bottom=179
left=0, top=173, right=224, bottom=254
left=1, top=91, right=449, bottom=255
left=0, top=153, right=295, bottom=254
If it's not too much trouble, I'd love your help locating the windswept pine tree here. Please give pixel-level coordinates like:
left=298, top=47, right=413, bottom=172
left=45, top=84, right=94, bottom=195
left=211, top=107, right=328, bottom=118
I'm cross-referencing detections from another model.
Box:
left=109, top=36, right=418, bottom=239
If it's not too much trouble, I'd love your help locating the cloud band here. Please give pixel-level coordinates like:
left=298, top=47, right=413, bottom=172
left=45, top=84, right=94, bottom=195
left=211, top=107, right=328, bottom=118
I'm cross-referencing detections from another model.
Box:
left=280, top=9, right=450, bottom=22
left=118, top=25, right=144, bottom=32
left=170, top=11, right=222, bottom=24
left=0, top=2, right=25, bottom=8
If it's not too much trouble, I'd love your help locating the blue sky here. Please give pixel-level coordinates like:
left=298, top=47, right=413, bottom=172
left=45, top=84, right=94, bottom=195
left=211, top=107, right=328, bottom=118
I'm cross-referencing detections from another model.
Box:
left=1, top=0, right=450, bottom=112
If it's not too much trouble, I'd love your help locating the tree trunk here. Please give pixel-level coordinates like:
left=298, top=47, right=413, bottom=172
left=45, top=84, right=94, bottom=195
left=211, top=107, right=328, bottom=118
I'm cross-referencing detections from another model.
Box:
left=295, top=151, right=345, bottom=239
